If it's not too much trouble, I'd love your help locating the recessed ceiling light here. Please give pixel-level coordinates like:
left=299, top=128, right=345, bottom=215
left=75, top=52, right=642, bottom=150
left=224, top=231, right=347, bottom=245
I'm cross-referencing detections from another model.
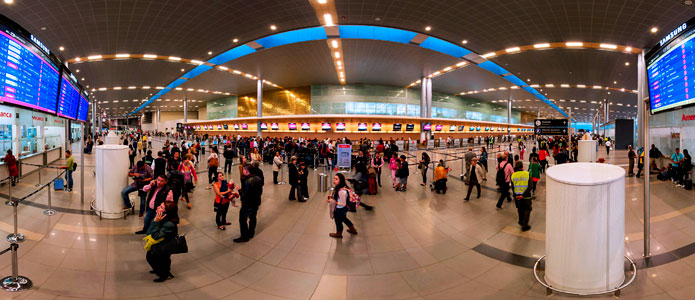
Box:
left=334, top=51, right=340, bottom=58
left=425, top=26, right=431, bottom=31
left=461, top=40, right=468, bottom=44
left=40, top=26, right=47, bottom=31
left=624, top=46, right=632, bottom=52
left=625, top=62, right=630, bottom=66
left=331, top=40, right=338, bottom=48
left=650, top=27, right=658, bottom=33
left=81, top=77, right=84, bottom=80
left=181, top=68, right=185, bottom=72
left=270, top=25, right=277, bottom=30
left=75, top=69, right=80, bottom=73
left=208, top=51, right=213, bottom=55
left=324, top=13, right=334, bottom=26
left=527, top=79, right=531, bottom=82
left=233, top=38, right=239, bottom=43
left=59, top=46, right=64, bottom=51
left=566, top=42, right=583, bottom=47
left=318, top=0, right=326, bottom=3
left=533, top=43, right=550, bottom=48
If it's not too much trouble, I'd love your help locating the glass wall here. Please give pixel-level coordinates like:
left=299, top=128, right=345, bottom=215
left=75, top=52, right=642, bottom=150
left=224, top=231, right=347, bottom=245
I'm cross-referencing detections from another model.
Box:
left=207, top=96, right=238, bottom=120
left=0, top=125, right=12, bottom=156
left=310, top=84, right=524, bottom=123
left=19, top=125, right=38, bottom=155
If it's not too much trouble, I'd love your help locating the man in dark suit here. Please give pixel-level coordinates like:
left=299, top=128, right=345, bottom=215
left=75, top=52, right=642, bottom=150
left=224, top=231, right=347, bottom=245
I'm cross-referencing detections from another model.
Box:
left=288, top=156, right=300, bottom=201
left=235, top=161, right=264, bottom=243
left=136, top=175, right=172, bottom=234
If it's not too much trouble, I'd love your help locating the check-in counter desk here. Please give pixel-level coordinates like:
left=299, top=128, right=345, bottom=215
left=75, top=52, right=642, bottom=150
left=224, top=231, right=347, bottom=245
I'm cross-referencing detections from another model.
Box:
left=0, top=147, right=62, bottom=180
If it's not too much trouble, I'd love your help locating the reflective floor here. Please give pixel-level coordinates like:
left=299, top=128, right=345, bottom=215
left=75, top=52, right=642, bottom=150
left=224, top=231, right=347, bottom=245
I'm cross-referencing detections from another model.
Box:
left=0, top=140, right=692, bottom=299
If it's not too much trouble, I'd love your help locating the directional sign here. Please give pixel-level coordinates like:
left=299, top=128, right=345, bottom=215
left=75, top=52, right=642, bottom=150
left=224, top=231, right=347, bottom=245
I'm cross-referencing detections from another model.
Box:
left=535, top=128, right=568, bottom=135
left=535, top=119, right=568, bottom=128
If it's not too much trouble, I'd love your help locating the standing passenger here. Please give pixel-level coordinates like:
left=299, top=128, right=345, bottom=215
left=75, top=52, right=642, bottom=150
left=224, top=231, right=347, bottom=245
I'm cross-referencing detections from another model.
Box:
left=510, top=161, right=533, bottom=231
left=328, top=173, right=357, bottom=238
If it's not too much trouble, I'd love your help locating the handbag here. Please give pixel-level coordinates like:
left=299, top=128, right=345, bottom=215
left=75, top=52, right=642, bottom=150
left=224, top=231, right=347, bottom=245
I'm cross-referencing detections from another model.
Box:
left=152, top=235, right=188, bottom=255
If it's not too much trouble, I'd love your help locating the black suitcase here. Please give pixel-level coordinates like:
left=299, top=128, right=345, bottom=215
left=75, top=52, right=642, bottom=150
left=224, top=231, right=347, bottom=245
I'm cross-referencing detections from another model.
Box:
left=686, top=180, right=693, bottom=190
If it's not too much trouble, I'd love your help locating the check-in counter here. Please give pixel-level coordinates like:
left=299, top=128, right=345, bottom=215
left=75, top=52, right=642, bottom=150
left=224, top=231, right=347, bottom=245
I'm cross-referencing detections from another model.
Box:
left=19, top=152, right=44, bottom=176
left=46, top=147, right=62, bottom=164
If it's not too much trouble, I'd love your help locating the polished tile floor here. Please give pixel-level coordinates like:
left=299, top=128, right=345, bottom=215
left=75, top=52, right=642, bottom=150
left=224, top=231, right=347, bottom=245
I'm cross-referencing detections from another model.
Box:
left=0, top=140, right=692, bottom=299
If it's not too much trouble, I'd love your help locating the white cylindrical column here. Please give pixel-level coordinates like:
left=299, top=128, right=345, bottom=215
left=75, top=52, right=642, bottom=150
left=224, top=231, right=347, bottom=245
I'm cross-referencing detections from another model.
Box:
left=95, top=145, right=129, bottom=219
left=545, top=163, right=625, bottom=293
left=105, top=131, right=120, bottom=145
left=577, top=139, right=597, bottom=162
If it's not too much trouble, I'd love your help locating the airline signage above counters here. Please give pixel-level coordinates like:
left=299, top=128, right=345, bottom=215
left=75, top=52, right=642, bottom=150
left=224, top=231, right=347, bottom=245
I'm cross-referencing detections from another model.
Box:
left=185, top=115, right=534, bottom=135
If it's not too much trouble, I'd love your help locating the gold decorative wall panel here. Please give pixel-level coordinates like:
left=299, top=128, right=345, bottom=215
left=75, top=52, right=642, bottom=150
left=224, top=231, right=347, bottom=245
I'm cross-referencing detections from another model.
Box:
left=237, top=86, right=311, bottom=117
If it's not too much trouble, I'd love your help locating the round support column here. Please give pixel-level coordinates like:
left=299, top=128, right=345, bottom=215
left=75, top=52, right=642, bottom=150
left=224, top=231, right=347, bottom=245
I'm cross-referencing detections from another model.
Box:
left=545, top=163, right=625, bottom=293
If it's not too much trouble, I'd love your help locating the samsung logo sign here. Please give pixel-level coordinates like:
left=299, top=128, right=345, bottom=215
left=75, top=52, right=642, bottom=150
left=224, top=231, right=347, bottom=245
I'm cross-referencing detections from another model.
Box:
left=30, top=35, right=50, bottom=55
left=660, top=23, right=687, bottom=46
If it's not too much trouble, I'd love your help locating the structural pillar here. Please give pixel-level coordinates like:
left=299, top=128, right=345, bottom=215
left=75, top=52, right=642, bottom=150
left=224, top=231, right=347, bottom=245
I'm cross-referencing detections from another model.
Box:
left=156, top=107, right=161, bottom=132
left=568, top=107, right=572, bottom=142
left=257, top=78, right=263, bottom=137
left=637, top=50, right=650, bottom=257
left=420, top=77, right=427, bottom=142
left=183, top=94, right=188, bottom=123
left=507, top=93, right=513, bottom=136
left=426, top=78, right=432, bottom=118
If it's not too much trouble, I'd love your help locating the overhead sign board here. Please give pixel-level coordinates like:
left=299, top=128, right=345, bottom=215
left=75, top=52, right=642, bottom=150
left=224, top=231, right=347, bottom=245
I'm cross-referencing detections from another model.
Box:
left=534, top=119, right=568, bottom=128
left=535, top=128, right=568, bottom=135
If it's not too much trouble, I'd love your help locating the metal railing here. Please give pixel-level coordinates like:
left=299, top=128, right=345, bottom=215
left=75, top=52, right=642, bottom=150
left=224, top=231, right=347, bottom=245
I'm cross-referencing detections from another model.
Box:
left=0, top=167, right=65, bottom=292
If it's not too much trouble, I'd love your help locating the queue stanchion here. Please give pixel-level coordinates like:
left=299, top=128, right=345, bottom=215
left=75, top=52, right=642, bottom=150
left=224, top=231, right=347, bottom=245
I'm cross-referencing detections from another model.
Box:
left=35, top=165, right=42, bottom=187
left=1, top=180, right=32, bottom=292
left=44, top=178, right=56, bottom=216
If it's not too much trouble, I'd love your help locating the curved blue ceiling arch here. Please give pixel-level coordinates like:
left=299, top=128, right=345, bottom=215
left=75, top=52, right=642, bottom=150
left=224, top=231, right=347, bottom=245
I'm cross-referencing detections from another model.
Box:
left=128, top=25, right=567, bottom=118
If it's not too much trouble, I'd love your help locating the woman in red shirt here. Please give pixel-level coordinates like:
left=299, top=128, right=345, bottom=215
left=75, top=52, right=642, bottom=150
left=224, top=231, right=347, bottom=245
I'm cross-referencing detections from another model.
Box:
left=4, top=150, right=18, bottom=186
left=538, top=148, right=549, bottom=173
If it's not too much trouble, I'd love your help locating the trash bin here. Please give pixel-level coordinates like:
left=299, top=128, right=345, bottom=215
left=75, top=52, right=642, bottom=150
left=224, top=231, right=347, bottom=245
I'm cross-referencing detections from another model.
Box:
left=319, top=173, right=328, bottom=192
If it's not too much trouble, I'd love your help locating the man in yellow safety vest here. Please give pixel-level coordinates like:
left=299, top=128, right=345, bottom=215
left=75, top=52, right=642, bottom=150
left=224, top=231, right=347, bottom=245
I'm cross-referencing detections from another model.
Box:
left=510, top=161, right=534, bottom=231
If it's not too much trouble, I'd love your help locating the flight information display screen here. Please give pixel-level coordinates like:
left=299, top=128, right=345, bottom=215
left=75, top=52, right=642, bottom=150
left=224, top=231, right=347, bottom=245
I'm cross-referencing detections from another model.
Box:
left=647, top=19, right=695, bottom=114
left=76, top=94, right=89, bottom=122
left=0, top=26, right=60, bottom=113
left=57, top=75, right=80, bottom=119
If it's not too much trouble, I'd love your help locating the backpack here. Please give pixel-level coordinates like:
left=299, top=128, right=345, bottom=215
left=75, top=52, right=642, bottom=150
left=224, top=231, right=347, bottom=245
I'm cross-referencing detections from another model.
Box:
left=496, top=162, right=510, bottom=186
left=343, top=187, right=361, bottom=211
left=209, top=156, right=219, bottom=168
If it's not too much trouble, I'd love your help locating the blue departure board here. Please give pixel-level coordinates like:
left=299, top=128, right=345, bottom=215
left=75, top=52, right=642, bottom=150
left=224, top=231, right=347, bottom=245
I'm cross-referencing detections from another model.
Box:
left=77, top=94, right=88, bottom=122
left=647, top=21, right=695, bottom=114
left=57, top=75, right=79, bottom=119
left=0, top=27, right=60, bottom=113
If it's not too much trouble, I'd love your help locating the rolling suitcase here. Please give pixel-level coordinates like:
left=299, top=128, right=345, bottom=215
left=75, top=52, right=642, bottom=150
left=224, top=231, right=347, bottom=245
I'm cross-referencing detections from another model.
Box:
left=54, top=177, right=64, bottom=190
left=368, top=177, right=377, bottom=195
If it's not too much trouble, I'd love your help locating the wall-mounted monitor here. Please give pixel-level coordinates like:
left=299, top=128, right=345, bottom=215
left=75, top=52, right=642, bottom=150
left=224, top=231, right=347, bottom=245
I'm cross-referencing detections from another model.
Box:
left=223, top=124, right=228, bottom=130
left=288, top=123, right=297, bottom=130
left=336, top=122, right=346, bottom=131
left=321, top=122, right=331, bottom=130
left=217, top=125, right=222, bottom=130
left=405, top=124, right=415, bottom=131
left=301, top=122, right=310, bottom=130
left=271, top=123, right=279, bottom=130
left=423, top=123, right=431, bottom=131
left=435, top=124, right=443, bottom=131
left=476, top=126, right=481, bottom=131
left=458, top=125, right=465, bottom=131
left=372, top=123, right=381, bottom=131
left=56, top=73, right=80, bottom=119
left=203, top=125, right=208, bottom=130
left=357, top=123, right=368, bottom=131
left=469, top=126, right=475, bottom=131
left=393, top=123, right=402, bottom=131
left=260, top=123, right=268, bottom=130
left=449, top=125, right=456, bottom=131
left=485, top=127, right=490, bottom=131
left=241, top=123, right=248, bottom=130
left=646, top=17, right=695, bottom=114
left=76, top=93, right=89, bottom=122
left=231, top=124, right=238, bottom=130
left=0, top=23, right=61, bottom=114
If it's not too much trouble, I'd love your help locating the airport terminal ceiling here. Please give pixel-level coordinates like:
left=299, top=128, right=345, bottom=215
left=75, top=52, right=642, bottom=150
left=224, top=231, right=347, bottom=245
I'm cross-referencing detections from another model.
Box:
left=2, top=0, right=694, bottom=123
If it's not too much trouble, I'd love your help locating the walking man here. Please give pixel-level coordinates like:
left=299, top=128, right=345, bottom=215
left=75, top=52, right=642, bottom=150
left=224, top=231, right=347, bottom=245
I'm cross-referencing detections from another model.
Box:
left=510, top=161, right=533, bottom=231
left=235, top=161, right=264, bottom=243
